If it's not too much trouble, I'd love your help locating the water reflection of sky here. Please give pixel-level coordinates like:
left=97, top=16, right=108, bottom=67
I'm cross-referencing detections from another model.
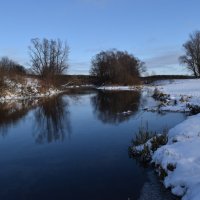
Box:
left=0, top=90, right=186, bottom=200
left=0, top=91, right=186, bottom=143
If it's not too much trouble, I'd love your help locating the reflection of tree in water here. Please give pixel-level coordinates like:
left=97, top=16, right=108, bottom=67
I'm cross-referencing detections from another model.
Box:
left=34, top=95, right=71, bottom=144
left=0, top=100, right=35, bottom=136
left=91, top=91, right=141, bottom=124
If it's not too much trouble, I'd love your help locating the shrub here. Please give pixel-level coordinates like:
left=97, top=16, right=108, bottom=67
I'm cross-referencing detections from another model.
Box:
left=132, top=126, right=156, bottom=146
left=130, top=126, right=168, bottom=164
left=90, top=49, right=145, bottom=85
left=187, top=104, right=200, bottom=115
left=152, top=88, right=170, bottom=102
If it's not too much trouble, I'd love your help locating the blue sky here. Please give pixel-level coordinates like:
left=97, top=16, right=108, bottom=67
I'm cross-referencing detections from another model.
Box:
left=0, top=0, right=200, bottom=75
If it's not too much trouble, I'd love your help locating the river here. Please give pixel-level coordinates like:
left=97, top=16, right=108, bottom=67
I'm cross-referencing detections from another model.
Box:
left=0, top=89, right=185, bottom=200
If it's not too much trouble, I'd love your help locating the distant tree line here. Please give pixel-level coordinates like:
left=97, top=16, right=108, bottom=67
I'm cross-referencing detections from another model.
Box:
left=0, top=56, right=26, bottom=75
left=0, top=57, right=26, bottom=90
left=1, top=29, right=200, bottom=89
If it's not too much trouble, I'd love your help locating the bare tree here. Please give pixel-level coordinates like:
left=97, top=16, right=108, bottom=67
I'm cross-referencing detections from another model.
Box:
left=90, top=49, right=145, bottom=85
left=29, top=38, right=69, bottom=77
left=179, top=31, right=200, bottom=77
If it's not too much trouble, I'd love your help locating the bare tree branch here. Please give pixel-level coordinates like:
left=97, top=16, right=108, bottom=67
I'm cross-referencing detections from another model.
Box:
left=29, top=38, right=69, bottom=77
left=179, top=31, right=200, bottom=77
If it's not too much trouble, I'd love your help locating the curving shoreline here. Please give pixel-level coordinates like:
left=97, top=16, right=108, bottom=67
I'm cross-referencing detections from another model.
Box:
left=131, top=79, right=200, bottom=200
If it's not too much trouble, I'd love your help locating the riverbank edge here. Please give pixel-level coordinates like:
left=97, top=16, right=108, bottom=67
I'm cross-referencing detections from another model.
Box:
left=130, top=111, right=200, bottom=200
left=0, top=82, right=143, bottom=103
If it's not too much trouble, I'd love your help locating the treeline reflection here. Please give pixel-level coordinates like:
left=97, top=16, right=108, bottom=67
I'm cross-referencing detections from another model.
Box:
left=91, top=90, right=141, bottom=124
left=0, top=100, right=36, bottom=136
left=0, top=90, right=141, bottom=142
left=33, top=95, right=71, bottom=144
left=0, top=96, right=71, bottom=143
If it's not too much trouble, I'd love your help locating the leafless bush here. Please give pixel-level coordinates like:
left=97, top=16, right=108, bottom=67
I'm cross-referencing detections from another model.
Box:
left=90, top=49, right=145, bottom=85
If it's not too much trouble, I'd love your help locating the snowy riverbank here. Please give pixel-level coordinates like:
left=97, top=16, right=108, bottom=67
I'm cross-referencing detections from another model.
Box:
left=97, top=85, right=142, bottom=91
left=132, top=113, right=200, bottom=200
left=145, top=79, right=200, bottom=112
left=0, top=78, right=61, bottom=103
left=153, top=113, right=200, bottom=200
left=97, top=79, right=200, bottom=113
left=131, top=79, right=200, bottom=200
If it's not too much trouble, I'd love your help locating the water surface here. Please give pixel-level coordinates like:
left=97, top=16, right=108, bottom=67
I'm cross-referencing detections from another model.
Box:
left=0, top=90, right=185, bottom=200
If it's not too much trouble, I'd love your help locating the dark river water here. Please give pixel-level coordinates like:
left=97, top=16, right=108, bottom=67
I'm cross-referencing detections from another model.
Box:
left=0, top=90, right=185, bottom=200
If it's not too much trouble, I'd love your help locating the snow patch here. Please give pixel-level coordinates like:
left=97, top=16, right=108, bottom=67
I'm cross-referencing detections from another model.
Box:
left=145, top=79, right=200, bottom=112
left=0, top=78, right=61, bottom=102
left=152, top=113, right=200, bottom=200
left=97, top=85, right=142, bottom=91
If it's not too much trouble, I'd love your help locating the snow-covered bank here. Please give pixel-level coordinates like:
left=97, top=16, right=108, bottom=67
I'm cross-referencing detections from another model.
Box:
left=131, top=113, right=200, bottom=200
left=97, top=85, right=142, bottom=91
left=145, top=79, right=200, bottom=112
left=62, top=84, right=95, bottom=89
left=0, top=78, right=61, bottom=102
left=135, top=79, right=200, bottom=199
left=153, top=113, right=200, bottom=200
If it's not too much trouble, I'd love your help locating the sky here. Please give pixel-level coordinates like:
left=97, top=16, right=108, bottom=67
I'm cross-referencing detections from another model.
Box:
left=0, top=0, right=200, bottom=75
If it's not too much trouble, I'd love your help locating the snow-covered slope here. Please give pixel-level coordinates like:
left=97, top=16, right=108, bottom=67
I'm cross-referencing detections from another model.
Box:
left=131, top=113, right=200, bottom=200
left=152, top=113, right=200, bottom=200
left=0, top=78, right=60, bottom=102
left=153, top=79, right=200, bottom=98
left=132, top=79, right=200, bottom=199
left=147, top=79, right=200, bottom=112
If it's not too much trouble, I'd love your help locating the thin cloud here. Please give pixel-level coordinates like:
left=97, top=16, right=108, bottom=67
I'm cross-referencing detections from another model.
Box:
left=145, top=51, right=181, bottom=69
left=144, top=51, right=188, bottom=75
